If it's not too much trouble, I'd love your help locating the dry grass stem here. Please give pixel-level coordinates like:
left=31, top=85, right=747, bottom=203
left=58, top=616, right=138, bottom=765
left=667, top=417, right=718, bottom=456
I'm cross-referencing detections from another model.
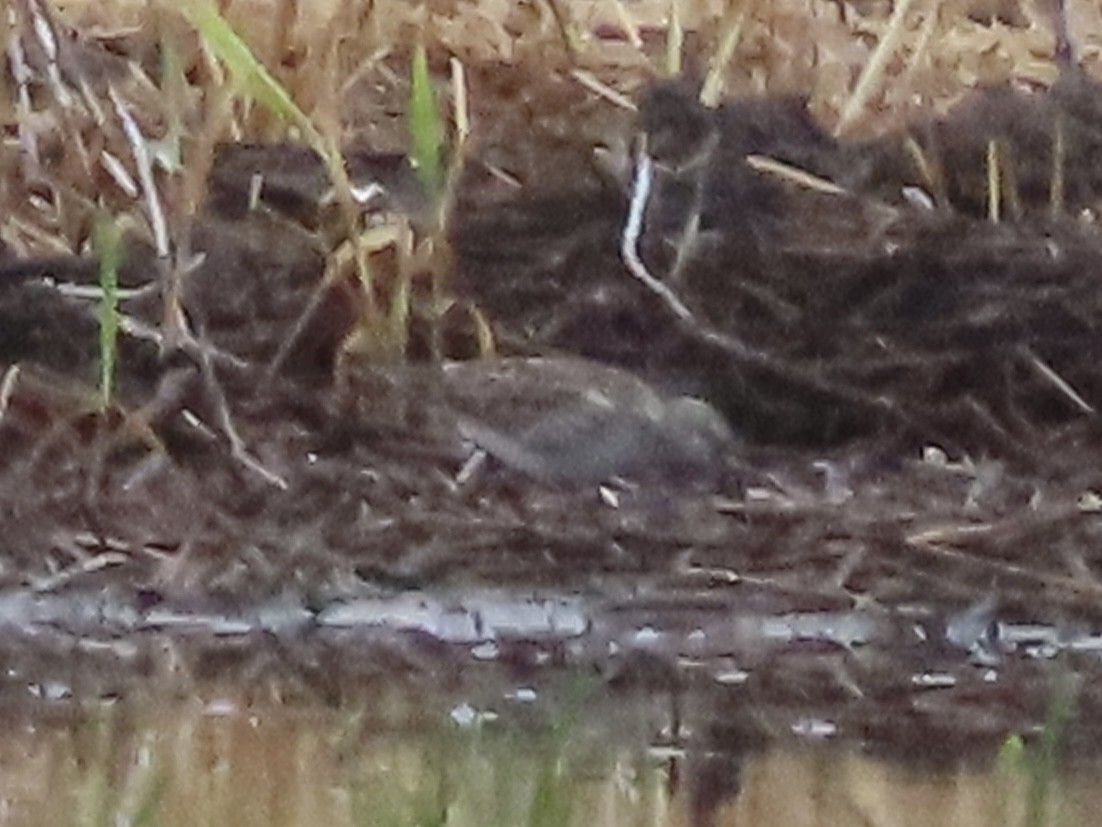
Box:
left=837, top=0, right=922, bottom=134
left=745, top=154, right=848, bottom=195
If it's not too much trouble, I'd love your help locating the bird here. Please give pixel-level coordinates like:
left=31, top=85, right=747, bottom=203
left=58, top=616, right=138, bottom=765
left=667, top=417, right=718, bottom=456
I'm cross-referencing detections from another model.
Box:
left=440, top=357, right=735, bottom=485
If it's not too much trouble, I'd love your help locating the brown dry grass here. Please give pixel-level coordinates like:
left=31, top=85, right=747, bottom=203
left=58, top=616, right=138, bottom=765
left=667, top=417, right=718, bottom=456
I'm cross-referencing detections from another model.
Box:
left=1, top=0, right=1094, bottom=268
left=50, top=0, right=1102, bottom=117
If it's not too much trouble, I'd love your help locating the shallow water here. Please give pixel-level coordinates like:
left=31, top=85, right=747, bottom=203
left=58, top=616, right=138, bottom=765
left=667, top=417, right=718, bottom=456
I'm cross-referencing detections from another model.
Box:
left=0, top=682, right=1099, bottom=827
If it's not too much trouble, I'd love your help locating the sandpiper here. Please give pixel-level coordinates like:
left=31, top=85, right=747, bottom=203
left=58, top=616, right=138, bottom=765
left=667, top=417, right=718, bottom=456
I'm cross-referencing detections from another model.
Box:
left=441, top=357, right=734, bottom=485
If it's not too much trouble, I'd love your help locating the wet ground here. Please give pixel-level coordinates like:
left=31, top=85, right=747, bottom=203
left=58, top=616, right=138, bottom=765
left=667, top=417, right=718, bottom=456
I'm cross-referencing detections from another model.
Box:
left=5, top=0, right=1102, bottom=822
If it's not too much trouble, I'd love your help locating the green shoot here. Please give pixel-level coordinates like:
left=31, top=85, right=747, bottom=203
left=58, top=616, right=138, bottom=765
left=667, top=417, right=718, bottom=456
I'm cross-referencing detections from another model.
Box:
left=152, top=33, right=186, bottom=174
left=409, top=44, right=446, bottom=211
left=176, top=0, right=329, bottom=163
left=528, top=751, right=573, bottom=827
left=177, top=0, right=379, bottom=349
left=1023, top=665, right=1079, bottom=827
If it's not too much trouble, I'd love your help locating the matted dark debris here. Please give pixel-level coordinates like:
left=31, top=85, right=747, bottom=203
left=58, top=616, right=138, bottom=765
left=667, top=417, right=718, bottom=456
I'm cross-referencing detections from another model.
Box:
left=5, top=1, right=1102, bottom=756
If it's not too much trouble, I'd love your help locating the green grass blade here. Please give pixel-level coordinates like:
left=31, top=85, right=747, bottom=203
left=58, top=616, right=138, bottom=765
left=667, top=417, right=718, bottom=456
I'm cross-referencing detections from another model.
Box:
left=409, top=44, right=444, bottom=205
left=176, top=0, right=325, bottom=153
left=1024, top=664, right=1079, bottom=827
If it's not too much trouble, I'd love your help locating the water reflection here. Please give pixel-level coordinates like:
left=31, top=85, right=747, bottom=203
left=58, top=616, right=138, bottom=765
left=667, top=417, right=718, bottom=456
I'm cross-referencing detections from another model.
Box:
left=0, top=688, right=1097, bottom=827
